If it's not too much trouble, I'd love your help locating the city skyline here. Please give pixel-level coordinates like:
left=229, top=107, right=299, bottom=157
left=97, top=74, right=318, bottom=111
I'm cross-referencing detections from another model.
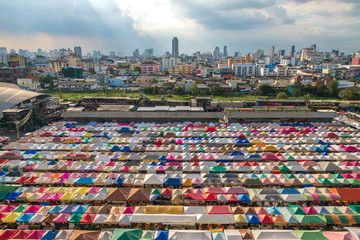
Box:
left=0, top=0, right=359, bottom=55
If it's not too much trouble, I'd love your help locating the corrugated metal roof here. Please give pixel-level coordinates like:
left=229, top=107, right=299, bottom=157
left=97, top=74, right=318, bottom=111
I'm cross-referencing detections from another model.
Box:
left=0, top=87, right=47, bottom=115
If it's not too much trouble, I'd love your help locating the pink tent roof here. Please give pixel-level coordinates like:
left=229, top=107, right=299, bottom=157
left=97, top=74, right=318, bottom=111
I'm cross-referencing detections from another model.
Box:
left=302, top=206, right=319, bottom=215
left=24, top=205, right=42, bottom=213
left=26, top=230, right=46, bottom=239
left=323, top=231, right=353, bottom=240
left=122, top=207, right=135, bottom=214
left=54, top=213, right=71, bottom=223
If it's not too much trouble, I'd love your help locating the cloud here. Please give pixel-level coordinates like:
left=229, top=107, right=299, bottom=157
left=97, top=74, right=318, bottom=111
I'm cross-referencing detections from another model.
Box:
left=171, top=0, right=295, bottom=31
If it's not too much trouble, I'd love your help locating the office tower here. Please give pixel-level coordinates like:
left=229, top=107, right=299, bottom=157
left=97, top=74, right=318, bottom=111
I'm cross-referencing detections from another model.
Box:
left=270, top=46, right=275, bottom=57
left=213, top=47, right=220, bottom=58
left=74, top=46, right=82, bottom=58
left=165, top=51, right=171, bottom=57
left=144, top=48, right=154, bottom=59
left=172, top=37, right=179, bottom=58
left=256, top=49, right=264, bottom=58
left=223, top=46, right=228, bottom=57
left=133, top=49, right=140, bottom=57
left=37, top=48, right=43, bottom=56
left=290, top=46, right=295, bottom=58
left=277, top=50, right=285, bottom=57
left=0, top=47, right=8, bottom=66
left=311, top=44, right=317, bottom=52
left=109, top=51, right=116, bottom=57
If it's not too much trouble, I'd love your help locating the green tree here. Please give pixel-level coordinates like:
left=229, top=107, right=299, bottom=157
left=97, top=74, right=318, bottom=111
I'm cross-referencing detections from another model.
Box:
left=327, top=79, right=339, bottom=97
left=339, top=88, right=360, bottom=100
left=276, top=92, right=288, bottom=99
left=143, top=87, right=152, bottom=94
left=163, top=82, right=175, bottom=90
left=258, top=84, right=276, bottom=96
left=190, top=83, right=199, bottom=96
left=292, top=88, right=302, bottom=97
left=153, top=86, right=159, bottom=94
left=89, top=68, right=96, bottom=75
left=175, top=86, right=185, bottom=95
left=349, top=77, right=356, bottom=82
left=134, top=66, right=141, bottom=72
left=211, top=85, right=224, bottom=96
left=151, top=78, right=158, bottom=83
left=108, top=67, right=115, bottom=75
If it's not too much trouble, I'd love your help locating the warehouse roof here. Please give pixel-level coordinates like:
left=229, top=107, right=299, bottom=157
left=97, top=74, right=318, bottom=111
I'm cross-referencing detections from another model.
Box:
left=0, top=87, right=47, bottom=115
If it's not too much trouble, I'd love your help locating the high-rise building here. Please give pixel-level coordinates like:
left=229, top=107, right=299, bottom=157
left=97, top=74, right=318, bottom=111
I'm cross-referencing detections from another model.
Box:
left=144, top=48, right=154, bottom=59
left=311, top=44, right=317, bottom=53
left=256, top=49, right=264, bottom=58
left=213, top=47, right=220, bottom=58
left=223, top=46, right=228, bottom=57
left=0, top=47, right=8, bottom=66
left=290, top=46, right=295, bottom=58
left=277, top=50, right=285, bottom=58
left=172, top=37, right=179, bottom=58
left=109, top=51, right=116, bottom=57
left=133, top=49, right=140, bottom=57
left=270, top=46, right=275, bottom=57
left=74, top=46, right=82, bottom=58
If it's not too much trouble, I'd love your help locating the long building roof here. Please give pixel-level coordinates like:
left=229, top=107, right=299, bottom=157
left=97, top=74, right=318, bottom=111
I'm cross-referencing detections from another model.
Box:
left=0, top=87, right=47, bottom=115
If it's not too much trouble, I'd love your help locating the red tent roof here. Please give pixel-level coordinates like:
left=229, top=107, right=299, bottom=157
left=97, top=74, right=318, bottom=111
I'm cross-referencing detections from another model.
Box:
left=207, top=205, right=232, bottom=214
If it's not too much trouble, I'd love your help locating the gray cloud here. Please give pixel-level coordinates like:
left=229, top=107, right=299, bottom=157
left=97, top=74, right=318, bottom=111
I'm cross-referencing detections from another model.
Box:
left=171, top=0, right=295, bottom=31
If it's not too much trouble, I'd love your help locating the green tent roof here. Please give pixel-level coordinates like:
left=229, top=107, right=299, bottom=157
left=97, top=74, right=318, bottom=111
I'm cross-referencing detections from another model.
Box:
left=294, top=230, right=328, bottom=240
left=288, top=205, right=306, bottom=215
left=68, top=213, right=83, bottom=223
left=13, top=205, right=29, bottom=213
left=111, top=229, right=142, bottom=240
left=210, top=166, right=227, bottom=173
left=296, top=215, right=326, bottom=224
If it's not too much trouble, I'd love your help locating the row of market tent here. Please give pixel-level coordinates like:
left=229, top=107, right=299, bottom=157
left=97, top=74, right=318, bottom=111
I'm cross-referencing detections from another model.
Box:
left=3, top=204, right=360, bottom=226
left=1, top=185, right=359, bottom=203
left=2, top=228, right=360, bottom=240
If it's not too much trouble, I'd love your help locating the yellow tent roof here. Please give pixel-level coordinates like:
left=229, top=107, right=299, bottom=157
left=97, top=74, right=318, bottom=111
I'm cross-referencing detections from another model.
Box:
left=263, top=145, right=279, bottom=152
left=45, top=187, right=57, bottom=193
left=247, top=147, right=256, bottom=153
left=19, top=192, right=33, bottom=199
left=234, top=214, right=248, bottom=224
left=61, top=192, right=76, bottom=201
left=75, top=187, right=90, bottom=194
left=27, top=193, right=42, bottom=202
left=251, top=140, right=263, bottom=145
left=2, top=212, right=22, bottom=223
left=144, top=205, right=183, bottom=214
left=182, top=179, right=192, bottom=186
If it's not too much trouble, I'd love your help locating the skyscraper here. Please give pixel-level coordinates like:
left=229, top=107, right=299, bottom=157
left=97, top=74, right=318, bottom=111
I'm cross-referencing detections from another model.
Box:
left=172, top=37, right=179, bottom=58
left=290, top=46, right=295, bottom=58
left=0, top=47, right=8, bottom=66
left=223, top=46, right=228, bottom=57
left=133, top=49, right=140, bottom=57
left=74, top=46, right=82, bottom=58
left=311, top=44, right=317, bottom=52
left=213, top=47, right=220, bottom=58
left=270, top=46, right=275, bottom=57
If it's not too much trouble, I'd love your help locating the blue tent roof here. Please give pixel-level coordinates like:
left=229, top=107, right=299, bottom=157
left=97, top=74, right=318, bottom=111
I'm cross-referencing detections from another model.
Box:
left=5, top=192, right=22, bottom=200
left=16, top=213, right=35, bottom=223
left=246, top=214, right=261, bottom=224
left=119, top=127, right=131, bottom=132
left=0, top=171, right=7, bottom=176
left=266, top=207, right=282, bottom=215
left=155, top=231, right=169, bottom=240
left=163, top=178, right=182, bottom=186
left=158, top=156, right=167, bottom=160
left=114, top=178, right=124, bottom=185
left=238, top=194, right=251, bottom=202
left=110, top=145, right=121, bottom=152
left=279, top=188, right=300, bottom=194
left=41, top=230, right=59, bottom=240
left=49, top=205, right=65, bottom=214
left=74, top=205, right=88, bottom=213
left=48, top=160, right=57, bottom=165
left=75, top=177, right=94, bottom=185
left=24, top=150, right=37, bottom=154
left=61, top=205, right=78, bottom=213
left=122, top=146, right=131, bottom=152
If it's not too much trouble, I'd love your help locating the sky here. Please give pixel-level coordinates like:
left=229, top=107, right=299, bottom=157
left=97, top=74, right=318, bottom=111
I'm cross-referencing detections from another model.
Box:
left=0, top=0, right=359, bottom=56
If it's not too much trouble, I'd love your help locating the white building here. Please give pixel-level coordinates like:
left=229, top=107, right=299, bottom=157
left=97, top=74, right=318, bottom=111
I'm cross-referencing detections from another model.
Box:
left=162, top=57, right=181, bottom=69
left=0, top=47, right=8, bottom=66
left=338, top=80, right=355, bottom=89
left=17, top=77, right=41, bottom=91
left=232, top=63, right=256, bottom=76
